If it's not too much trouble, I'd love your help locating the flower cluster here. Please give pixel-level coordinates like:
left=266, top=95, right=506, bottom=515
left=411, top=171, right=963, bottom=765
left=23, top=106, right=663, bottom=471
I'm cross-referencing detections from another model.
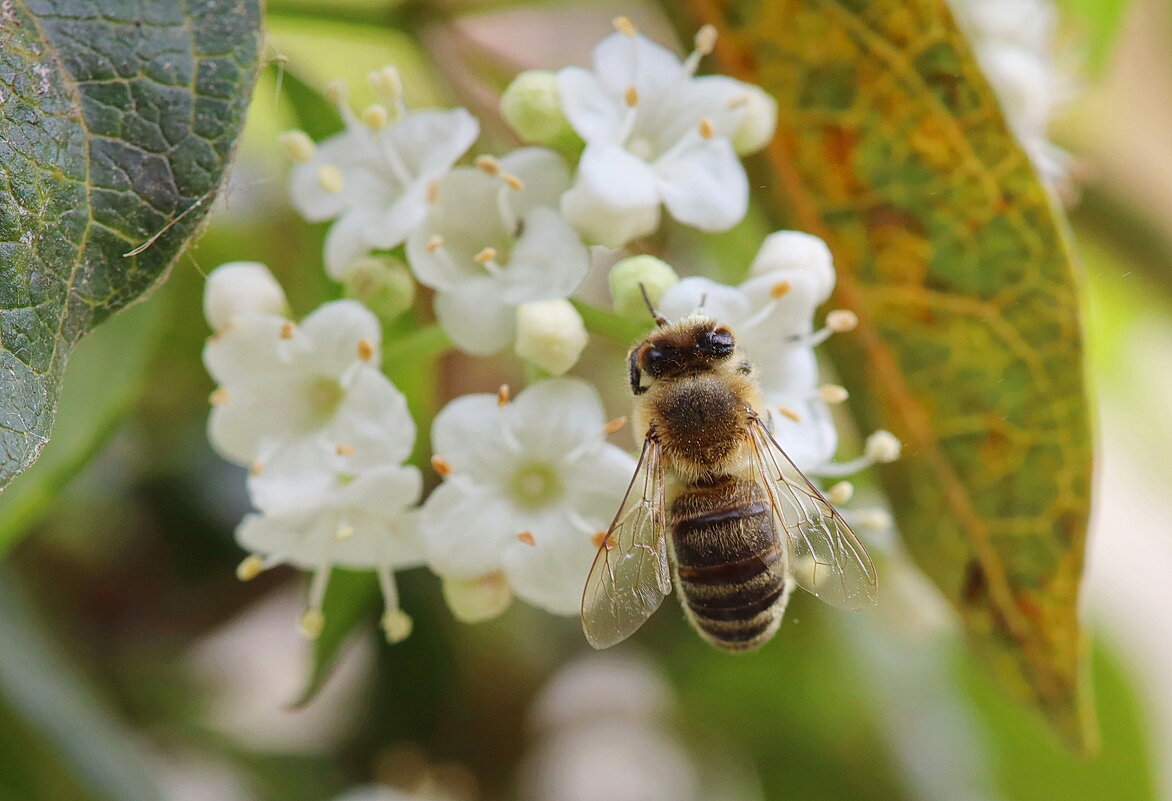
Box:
left=949, top=0, right=1078, bottom=192
left=204, top=17, right=896, bottom=642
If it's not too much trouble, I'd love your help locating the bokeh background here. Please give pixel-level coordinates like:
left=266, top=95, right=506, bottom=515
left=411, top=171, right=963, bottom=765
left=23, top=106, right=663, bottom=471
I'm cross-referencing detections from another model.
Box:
left=1, top=1, right=1170, bottom=800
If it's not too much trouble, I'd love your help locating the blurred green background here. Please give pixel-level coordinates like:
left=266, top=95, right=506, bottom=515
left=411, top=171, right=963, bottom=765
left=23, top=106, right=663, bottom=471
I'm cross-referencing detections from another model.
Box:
left=2, top=1, right=1171, bottom=800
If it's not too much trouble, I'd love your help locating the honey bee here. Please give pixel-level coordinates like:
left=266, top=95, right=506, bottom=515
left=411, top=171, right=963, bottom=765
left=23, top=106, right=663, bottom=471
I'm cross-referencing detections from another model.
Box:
left=581, top=306, right=877, bottom=651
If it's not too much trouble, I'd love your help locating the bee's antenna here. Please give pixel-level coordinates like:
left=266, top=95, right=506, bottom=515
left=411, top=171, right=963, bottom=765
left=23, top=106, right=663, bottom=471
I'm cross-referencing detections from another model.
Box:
left=639, top=283, right=668, bottom=327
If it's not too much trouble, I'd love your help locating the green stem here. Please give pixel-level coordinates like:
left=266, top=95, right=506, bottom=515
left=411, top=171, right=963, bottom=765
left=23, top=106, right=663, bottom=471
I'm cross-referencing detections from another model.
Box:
left=381, top=323, right=451, bottom=374
left=572, top=300, right=651, bottom=345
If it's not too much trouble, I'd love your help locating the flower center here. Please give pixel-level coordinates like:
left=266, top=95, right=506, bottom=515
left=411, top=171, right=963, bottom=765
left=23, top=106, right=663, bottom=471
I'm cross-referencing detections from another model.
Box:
left=627, top=135, right=656, bottom=161
left=307, top=377, right=345, bottom=426
left=509, top=462, right=562, bottom=508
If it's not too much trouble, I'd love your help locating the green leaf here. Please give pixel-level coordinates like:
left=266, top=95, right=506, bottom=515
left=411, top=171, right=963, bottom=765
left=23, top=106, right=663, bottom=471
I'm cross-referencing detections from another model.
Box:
left=676, top=0, right=1094, bottom=748
left=0, top=0, right=263, bottom=491
left=0, top=285, right=169, bottom=554
left=0, top=573, right=163, bottom=801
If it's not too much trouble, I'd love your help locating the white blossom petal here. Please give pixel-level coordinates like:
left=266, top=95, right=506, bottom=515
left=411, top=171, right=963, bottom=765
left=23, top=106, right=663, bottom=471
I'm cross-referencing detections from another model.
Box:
left=502, top=207, right=590, bottom=305
left=561, top=145, right=660, bottom=248
left=654, top=137, right=747, bottom=231
left=420, top=482, right=519, bottom=576
left=503, top=512, right=596, bottom=615
left=433, top=280, right=516, bottom=356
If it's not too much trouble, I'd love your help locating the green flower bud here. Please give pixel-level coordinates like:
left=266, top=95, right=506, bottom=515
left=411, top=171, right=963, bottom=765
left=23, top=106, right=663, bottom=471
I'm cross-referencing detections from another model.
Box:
left=342, top=256, right=415, bottom=321
left=500, top=70, right=579, bottom=149
left=608, top=255, right=680, bottom=319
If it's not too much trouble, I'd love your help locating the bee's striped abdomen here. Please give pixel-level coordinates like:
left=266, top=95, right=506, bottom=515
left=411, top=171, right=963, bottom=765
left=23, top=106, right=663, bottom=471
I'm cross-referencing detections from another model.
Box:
left=670, top=477, right=790, bottom=651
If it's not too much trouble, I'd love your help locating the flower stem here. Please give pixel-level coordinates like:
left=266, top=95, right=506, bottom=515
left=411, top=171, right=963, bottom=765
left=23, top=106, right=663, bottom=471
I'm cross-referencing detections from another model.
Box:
left=381, top=323, right=451, bottom=372
left=571, top=300, right=651, bottom=345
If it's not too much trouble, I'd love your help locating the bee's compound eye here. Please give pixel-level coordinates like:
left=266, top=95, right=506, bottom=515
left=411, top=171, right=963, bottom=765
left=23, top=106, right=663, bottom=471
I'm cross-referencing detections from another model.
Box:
left=643, top=346, right=668, bottom=376
left=699, top=328, right=735, bottom=359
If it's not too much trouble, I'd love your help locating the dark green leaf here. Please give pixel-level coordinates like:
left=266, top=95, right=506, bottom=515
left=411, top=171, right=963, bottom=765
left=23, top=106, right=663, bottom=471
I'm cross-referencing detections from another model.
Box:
left=0, top=0, right=263, bottom=490
left=0, top=285, right=170, bottom=554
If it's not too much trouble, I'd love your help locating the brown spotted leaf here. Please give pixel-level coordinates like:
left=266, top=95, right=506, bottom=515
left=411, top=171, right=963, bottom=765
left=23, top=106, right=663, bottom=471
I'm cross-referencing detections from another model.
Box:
left=676, top=0, right=1094, bottom=748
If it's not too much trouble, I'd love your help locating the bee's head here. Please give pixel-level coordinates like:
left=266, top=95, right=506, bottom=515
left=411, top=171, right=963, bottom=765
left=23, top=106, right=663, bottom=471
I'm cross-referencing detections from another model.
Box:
left=629, top=315, right=737, bottom=395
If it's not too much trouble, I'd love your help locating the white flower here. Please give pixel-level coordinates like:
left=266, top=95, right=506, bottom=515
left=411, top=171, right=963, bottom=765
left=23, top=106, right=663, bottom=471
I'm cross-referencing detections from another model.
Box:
left=406, top=148, right=589, bottom=355
left=556, top=23, right=772, bottom=247
left=204, top=300, right=413, bottom=502
left=420, top=379, right=635, bottom=616
left=287, top=75, right=479, bottom=278
left=203, top=262, right=289, bottom=333
left=235, top=465, right=423, bottom=642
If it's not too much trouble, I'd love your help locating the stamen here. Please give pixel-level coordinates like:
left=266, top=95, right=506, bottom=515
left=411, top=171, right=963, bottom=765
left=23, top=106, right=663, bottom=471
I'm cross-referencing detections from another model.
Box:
left=426, top=234, right=444, bottom=253
left=624, top=85, right=639, bottom=107
left=592, top=531, right=609, bottom=549
left=361, top=103, right=389, bottom=131
left=474, top=247, right=503, bottom=275
left=335, top=443, right=356, bottom=456
left=335, top=523, right=355, bottom=541
left=324, top=79, right=348, bottom=105
left=236, top=554, right=265, bottom=581
left=431, top=454, right=453, bottom=476
left=694, top=24, right=718, bottom=55
left=500, top=172, right=525, bottom=191
left=826, top=480, right=854, bottom=505
left=357, top=338, right=376, bottom=361
left=770, top=280, right=792, bottom=298
left=826, top=309, right=858, bottom=332
left=778, top=405, right=802, bottom=423
left=495, top=183, right=519, bottom=236
left=278, top=130, right=315, bottom=162
left=250, top=460, right=265, bottom=477
left=603, top=416, right=627, bottom=435
left=279, top=321, right=296, bottom=339
left=368, top=66, right=403, bottom=104
left=427, top=179, right=440, bottom=204
left=517, top=531, right=536, bottom=546
left=382, top=608, right=413, bottom=643
left=612, top=15, right=637, bottom=36
left=475, top=154, right=501, bottom=175
left=298, top=608, right=325, bottom=639
left=317, top=165, right=345, bottom=194
left=209, top=387, right=230, bottom=406
left=698, top=117, right=715, bottom=139
left=819, top=384, right=849, bottom=404
left=728, top=94, right=751, bottom=110
left=497, top=384, right=511, bottom=405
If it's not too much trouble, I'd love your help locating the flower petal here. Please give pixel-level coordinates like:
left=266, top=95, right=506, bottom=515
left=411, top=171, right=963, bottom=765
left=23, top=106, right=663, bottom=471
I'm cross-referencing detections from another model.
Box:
left=502, top=512, right=597, bottom=615
left=501, top=207, right=590, bottom=304
left=658, top=277, right=750, bottom=325
left=299, top=300, right=381, bottom=373
left=430, top=392, right=511, bottom=481
left=561, top=145, right=660, bottom=248
left=557, top=66, right=623, bottom=145
left=500, top=147, right=573, bottom=219
left=324, top=211, right=377, bottom=280
left=386, top=108, right=480, bottom=179
left=655, top=137, right=747, bottom=231
left=419, top=482, right=518, bottom=577
left=327, top=368, right=416, bottom=468
left=591, top=32, right=685, bottom=100
left=433, top=280, right=515, bottom=355
left=504, top=378, right=607, bottom=458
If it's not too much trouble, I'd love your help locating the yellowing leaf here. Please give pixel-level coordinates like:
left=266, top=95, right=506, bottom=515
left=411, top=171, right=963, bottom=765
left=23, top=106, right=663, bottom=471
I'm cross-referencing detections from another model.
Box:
left=678, top=0, right=1094, bottom=748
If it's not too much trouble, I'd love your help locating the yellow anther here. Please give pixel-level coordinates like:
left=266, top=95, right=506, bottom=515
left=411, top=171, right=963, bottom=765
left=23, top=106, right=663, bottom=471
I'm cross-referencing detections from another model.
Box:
left=236, top=555, right=264, bottom=581
left=770, top=280, right=792, bottom=298
left=613, top=15, right=637, bottom=36
left=624, top=85, right=639, bottom=107
left=317, top=165, right=344, bottom=194
left=516, top=531, right=536, bottom=546
left=209, top=387, right=230, bottom=406
left=826, top=309, right=859, bottom=332
left=278, top=130, right=315, bottom=162
left=335, top=524, right=354, bottom=541
left=826, top=481, right=854, bottom=505
left=778, top=405, right=802, bottom=423
left=426, top=234, right=444, bottom=253
left=497, top=384, right=511, bottom=405
left=427, top=179, right=440, bottom=204
left=324, top=79, right=348, bottom=105
left=698, top=117, right=715, bottom=139
left=501, top=172, right=525, bottom=191
left=819, top=384, right=849, bottom=404
left=694, top=24, right=718, bottom=55
left=298, top=608, right=325, bottom=639
left=475, top=155, right=501, bottom=175
left=382, top=609, right=413, bottom=643
left=279, top=321, right=296, bottom=339
left=361, top=103, right=389, bottom=130
left=431, top=454, right=453, bottom=476
left=249, top=460, right=265, bottom=477
left=357, top=338, right=376, bottom=361
left=335, top=443, right=356, bottom=456
left=603, top=416, right=627, bottom=435
left=474, top=247, right=498, bottom=265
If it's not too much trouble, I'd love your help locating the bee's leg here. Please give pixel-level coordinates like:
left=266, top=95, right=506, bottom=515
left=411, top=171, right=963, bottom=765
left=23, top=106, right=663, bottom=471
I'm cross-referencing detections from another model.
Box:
left=629, top=349, right=647, bottom=395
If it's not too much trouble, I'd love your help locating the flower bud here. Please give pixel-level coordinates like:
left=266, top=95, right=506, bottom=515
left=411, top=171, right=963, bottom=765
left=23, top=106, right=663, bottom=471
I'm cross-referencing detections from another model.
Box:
left=515, top=299, right=589, bottom=376
left=749, top=230, right=835, bottom=301
left=608, top=255, right=680, bottom=319
left=442, top=574, right=513, bottom=623
left=501, top=70, right=579, bottom=149
left=865, top=430, right=902, bottom=463
left=342, top=255, right=415, bottom=321
left=731, top=84, right=778, bottom=155
left=203, top=261, right=288, bottom=332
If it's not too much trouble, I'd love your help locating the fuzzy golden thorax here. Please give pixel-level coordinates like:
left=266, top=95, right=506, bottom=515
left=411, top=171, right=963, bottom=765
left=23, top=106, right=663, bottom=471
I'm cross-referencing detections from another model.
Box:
left=628, top=314, right=765, bottom=484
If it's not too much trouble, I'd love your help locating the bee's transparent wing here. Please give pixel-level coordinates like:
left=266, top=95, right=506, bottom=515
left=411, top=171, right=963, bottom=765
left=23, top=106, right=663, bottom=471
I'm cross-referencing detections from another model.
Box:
left=581, top=436, right=671, bottom=649
left=747, top=415, right=878, bottom=610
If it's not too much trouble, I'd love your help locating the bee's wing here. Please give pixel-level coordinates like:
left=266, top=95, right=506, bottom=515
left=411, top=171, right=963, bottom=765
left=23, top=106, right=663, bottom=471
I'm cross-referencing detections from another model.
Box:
left=581, top=435, right=671, bottom=649
left=747, top=415, right=878, bottom=610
